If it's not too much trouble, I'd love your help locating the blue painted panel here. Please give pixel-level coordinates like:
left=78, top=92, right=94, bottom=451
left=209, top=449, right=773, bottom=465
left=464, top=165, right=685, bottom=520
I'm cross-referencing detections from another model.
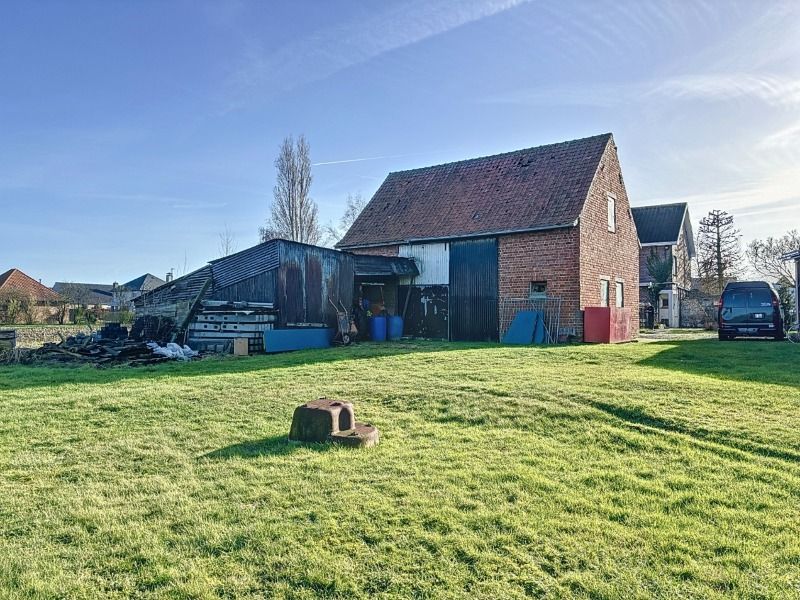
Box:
left=502, top=310, right=537, bottom=344
left=264, top=328, right=333, bottom=353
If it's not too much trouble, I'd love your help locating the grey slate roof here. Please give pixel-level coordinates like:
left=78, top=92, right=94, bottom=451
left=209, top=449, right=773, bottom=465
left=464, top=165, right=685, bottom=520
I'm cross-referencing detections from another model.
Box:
left=631, top=202, right=695, bottom=257
left=336, top=133, right=613, bottom=248
left=631, top=203, right=687, bottom=244
left=52, top=282, right=114, bottom=305
left=123, top=274, right=165, bottom=291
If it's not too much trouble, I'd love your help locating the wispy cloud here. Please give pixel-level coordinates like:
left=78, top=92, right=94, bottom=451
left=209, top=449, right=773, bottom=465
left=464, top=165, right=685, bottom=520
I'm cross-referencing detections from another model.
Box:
left=758, top=119, right=800, bottom=149
left=226, top=0, right=527, bottom=108
left=313, top=155, right=399, bottom=166
left=648, top=73, right=800, bottom=106
left=483, top=73, right=800, bottom=108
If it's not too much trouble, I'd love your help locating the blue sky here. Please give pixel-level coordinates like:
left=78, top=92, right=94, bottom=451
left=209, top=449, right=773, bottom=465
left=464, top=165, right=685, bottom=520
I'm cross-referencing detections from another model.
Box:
left=2, top=0, right=798, bottom=285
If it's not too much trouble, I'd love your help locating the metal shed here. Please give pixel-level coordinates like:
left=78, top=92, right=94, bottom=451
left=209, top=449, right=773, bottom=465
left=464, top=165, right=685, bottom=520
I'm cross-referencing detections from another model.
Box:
left=133, top=239, right=416, bottom=350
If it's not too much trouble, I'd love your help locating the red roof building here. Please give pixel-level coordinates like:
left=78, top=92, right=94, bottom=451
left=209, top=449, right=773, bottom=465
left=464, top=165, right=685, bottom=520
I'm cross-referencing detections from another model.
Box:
left=336, top=133, right=640, bottom=342
left=0, top=268, right=62, bottom=303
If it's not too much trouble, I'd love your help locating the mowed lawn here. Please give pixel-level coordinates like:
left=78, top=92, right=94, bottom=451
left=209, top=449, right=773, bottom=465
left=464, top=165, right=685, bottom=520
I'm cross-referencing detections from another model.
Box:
left=1, top=339, right=799, bottom=599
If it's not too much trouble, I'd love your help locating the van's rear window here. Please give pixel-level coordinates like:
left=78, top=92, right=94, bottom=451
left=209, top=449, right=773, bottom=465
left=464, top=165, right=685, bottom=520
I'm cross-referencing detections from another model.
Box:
left=724, top=289, right=773, bottom=308
left=749, top=289, right=773, bottom=307
left=724, top=292, right=748, bottom=307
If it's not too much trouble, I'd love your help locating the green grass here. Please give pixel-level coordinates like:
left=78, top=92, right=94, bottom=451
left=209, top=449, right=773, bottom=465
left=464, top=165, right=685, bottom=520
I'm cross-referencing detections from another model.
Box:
left=1, top=339, right=799, bottom=599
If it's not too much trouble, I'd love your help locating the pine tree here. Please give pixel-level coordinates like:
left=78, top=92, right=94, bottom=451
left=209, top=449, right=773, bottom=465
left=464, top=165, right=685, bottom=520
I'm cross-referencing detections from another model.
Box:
left=696, top=210, right=743, bottom=294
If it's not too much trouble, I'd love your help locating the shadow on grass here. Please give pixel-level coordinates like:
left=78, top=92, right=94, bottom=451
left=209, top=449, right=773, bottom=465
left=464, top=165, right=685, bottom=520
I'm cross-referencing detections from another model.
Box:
left=201, top=435, right=333, bottom=459
left=638, top=338, right=800, bottom=388
left=0, top=341, right=489, bottom=392
left=589, top=399, right=800, bottom=464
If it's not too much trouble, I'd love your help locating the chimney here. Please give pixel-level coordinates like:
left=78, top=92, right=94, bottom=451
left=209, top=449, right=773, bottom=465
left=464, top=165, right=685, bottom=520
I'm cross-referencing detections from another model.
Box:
left=166, top=270, right=173, bottom=283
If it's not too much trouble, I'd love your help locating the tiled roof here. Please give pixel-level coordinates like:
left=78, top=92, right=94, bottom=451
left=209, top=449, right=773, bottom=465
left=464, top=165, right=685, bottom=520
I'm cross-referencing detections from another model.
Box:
left=0, top=268, right=61, bottom=302
left=336, top=133, right=612, bottom=248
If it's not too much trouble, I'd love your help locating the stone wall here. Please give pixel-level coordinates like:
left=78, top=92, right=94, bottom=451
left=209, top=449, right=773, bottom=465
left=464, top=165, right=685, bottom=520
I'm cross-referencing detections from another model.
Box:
left=9, top=325, right=93, bottom=348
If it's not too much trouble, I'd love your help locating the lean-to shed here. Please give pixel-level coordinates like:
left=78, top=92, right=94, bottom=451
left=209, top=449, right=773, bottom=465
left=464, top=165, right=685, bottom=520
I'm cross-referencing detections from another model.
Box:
left=133, top=239, right=417, bottom=348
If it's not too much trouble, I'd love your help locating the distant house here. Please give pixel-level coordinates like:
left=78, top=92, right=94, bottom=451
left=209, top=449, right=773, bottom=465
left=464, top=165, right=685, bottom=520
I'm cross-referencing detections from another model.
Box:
left=0, top=268, right=62, bottom=322
left=53, top=273, right=165, bottom=311
left=631, top=202, right=695, bottom=327
left=0, top=268, right=61, bottom=304
left=336, top=133, right=640, bottom=341
left=51, top=282, right=114, bottom=309
left=113, top=274, right=166, bottom=309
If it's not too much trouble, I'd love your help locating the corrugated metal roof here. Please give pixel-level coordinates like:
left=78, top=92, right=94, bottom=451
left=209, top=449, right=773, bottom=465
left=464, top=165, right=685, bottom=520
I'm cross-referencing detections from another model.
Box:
left=210, top=241, right=280, bottom=288
left=134, top=265, right=213, bottom=306
left=351, top=253, right=419, bottom=277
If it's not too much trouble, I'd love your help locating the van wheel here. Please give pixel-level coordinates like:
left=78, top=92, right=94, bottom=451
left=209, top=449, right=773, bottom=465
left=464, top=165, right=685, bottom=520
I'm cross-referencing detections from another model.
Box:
left=775, top=332, right=786, bottom=341
left=718, top=333, right=732, bottom=341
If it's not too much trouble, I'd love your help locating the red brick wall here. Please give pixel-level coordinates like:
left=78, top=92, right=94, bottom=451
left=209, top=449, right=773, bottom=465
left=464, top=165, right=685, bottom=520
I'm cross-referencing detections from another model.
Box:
left=579, top=140, right=640, bottom=335
left=346, top=245, right=399, bottom=257
left=498, top=228, right=582, bottom=337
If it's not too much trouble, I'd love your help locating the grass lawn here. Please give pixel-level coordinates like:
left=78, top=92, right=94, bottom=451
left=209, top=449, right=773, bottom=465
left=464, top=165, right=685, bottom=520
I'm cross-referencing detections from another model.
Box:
left=1, top=339, right=799, bottom=599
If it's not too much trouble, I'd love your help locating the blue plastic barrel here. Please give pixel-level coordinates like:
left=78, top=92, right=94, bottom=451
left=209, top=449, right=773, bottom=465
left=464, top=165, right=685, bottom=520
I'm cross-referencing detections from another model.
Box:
left=370, top=316, right=387, bottom=341
left=387, top=316, right=403, bottom=341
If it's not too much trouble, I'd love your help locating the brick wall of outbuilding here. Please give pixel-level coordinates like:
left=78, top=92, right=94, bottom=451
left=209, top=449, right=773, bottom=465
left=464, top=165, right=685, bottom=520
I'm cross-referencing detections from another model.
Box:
left=498, top=228, right=582, bottom=338
left=579, top=140, right=640, bottom=335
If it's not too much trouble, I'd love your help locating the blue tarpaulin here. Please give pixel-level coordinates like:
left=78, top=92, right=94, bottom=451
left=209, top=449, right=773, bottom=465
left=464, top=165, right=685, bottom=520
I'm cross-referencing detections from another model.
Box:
left=502, top=310, right=546, bottom=344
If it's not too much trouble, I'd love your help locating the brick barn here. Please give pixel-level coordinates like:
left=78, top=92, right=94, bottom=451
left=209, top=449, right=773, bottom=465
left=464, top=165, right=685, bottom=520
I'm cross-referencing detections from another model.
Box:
left=336, top=133, right=640, bottom=341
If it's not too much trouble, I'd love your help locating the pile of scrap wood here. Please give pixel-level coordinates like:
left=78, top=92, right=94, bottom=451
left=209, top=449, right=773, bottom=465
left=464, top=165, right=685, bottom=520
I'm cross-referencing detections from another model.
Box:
left=0, top=333, right=198, bottom=367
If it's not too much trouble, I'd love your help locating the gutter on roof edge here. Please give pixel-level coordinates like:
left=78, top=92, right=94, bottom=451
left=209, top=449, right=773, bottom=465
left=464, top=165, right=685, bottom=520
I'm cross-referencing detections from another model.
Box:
left=336, top=221, right=579, bottom=250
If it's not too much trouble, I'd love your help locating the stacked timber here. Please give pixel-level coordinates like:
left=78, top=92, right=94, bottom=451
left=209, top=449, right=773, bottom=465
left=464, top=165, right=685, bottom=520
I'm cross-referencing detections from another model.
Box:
left=187, top=300, right=278, bottom=354
left=0, top=333, right=194, bottom=367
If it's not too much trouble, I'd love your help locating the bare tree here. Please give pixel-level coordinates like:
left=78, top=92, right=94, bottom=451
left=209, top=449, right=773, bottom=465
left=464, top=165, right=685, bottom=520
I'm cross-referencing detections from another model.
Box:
left=218, top=224, right=237, bottom=257
left=696, top=210, right=743, bottom=294
left=746, top=229, right=799, bottom=286
left=323, top=192, right=368, bottom=246
left=54, top=282, right=93, bottom=324
left=259, top=134, right=321, bottom=244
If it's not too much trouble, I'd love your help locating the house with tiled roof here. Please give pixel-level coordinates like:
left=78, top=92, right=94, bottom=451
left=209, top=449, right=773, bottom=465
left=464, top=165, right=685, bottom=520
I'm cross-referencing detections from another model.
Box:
left=336, top=133, right=640, bottom=341
left=53, top=273, right=165, bottom=310
left=0, top=268, right=61, bottom=303
left=631, top=203, right=695, bottom=327
left=0, top=268, right=62, bottom=323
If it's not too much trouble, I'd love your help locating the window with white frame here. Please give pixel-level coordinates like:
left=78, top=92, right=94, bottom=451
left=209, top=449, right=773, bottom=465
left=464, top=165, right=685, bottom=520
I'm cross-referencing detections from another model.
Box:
left=615, top=281, right=624, bottom=307
left=600, top=279, right=609, bottom=307
left=607, top=194, right=616, bottom=232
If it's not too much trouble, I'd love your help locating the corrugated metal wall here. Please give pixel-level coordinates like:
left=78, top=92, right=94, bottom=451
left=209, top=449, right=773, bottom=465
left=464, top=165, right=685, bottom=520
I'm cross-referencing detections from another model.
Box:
left=277, top=241, right=354, bottom=328
left=399, top=242, right=449, bottom=285
left=210, top=270, right=277, bottom=304
left=449, top=238, right=498, bottom=341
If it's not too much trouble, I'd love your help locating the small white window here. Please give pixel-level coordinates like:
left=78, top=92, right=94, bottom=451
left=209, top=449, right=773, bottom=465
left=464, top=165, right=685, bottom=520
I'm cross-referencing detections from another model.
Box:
left=615, top=281, right=624, bottom=307
left=607, top=195, right=616, bottom=232
left=600, top=279, right=609, bottom=307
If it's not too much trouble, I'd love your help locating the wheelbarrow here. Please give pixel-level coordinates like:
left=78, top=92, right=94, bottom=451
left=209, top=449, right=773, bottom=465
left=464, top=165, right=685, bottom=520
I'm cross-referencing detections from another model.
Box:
left=329, top=299, right=352, bottom=345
